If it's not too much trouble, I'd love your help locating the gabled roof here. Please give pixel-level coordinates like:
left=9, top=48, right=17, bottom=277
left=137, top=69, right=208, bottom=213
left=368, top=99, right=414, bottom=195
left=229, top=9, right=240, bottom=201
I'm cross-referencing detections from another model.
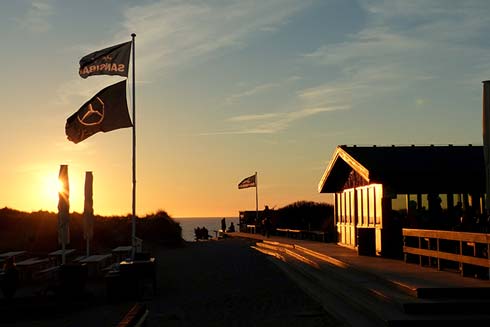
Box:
left=318, top=145, right=485, bottom=194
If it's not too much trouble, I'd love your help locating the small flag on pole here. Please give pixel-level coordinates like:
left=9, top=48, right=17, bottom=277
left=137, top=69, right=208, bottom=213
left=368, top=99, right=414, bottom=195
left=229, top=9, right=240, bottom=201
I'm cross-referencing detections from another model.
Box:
left=79, top=41, right=132, bottom=79
left=65, top=80, right=132, bottom=144
left=238, top=173, right=257, bottom=189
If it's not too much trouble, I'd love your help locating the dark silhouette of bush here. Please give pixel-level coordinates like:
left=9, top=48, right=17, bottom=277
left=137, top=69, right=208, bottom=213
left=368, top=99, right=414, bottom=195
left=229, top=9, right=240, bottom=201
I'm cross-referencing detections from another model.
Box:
left=137, top=211, right=182, bottom=245
left=0, top=207, right=183, bottom=254
left=275, top=201, right=334, bottom=239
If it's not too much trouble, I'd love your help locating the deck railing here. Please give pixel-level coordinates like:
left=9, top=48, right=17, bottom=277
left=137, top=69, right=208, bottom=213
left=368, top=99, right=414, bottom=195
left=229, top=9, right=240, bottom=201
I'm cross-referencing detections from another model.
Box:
left=402, top=228, right=490, bottom=278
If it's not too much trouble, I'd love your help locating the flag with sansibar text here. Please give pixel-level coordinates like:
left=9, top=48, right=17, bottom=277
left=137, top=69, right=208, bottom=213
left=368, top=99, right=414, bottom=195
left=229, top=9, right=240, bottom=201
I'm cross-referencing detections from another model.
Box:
left=79, top=41, right=131, bottom=79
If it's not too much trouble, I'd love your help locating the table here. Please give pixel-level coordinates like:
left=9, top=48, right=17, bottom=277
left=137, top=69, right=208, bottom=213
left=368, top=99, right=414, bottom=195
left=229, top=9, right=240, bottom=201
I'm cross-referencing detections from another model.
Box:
left=112, top=246, right=132, bottom=262
left=0, top=251, right=27, bottom=262
left=48, top=249, right=76, bottom=256
left=0, top=251, right=28, bottom=266
left=48, top=249, right=76, bottom=265
left=79, top=254, right=113, bottom=277
left=16, top=257, right=51, bottom=281
left=0, top=251, right=27, bottom=258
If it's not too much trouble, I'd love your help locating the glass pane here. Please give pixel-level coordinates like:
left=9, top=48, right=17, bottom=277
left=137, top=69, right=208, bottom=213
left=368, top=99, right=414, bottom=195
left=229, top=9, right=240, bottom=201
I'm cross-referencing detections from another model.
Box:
left=363, top=188, right=369, bottom=225
left=357, top=189, right=363, bottom=226
left=375, top=185, right=382, bottom=225
left=369, top=187, right=375, bottom=224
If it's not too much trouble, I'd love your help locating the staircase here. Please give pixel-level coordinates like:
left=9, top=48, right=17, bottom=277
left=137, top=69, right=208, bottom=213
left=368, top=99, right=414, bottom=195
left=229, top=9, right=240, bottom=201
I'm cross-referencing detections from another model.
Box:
left=252, top=240, right=490, bottom=326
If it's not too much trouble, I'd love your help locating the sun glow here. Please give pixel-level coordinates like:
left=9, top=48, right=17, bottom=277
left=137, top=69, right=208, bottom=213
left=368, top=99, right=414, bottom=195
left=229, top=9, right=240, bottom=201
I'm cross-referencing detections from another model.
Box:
left=41, top=174, right=63, bottom=206
left=36, top=167, right=87, bottom=213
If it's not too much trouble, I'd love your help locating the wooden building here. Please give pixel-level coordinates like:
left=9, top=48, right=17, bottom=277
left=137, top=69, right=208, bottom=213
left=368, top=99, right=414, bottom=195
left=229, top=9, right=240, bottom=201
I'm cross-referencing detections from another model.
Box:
left=318, top=145, right=485, bottom=257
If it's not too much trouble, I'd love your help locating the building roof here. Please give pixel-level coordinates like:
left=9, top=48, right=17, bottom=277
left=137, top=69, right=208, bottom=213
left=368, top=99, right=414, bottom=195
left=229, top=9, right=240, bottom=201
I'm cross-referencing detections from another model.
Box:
left=318, top=145, right=485, bottom=194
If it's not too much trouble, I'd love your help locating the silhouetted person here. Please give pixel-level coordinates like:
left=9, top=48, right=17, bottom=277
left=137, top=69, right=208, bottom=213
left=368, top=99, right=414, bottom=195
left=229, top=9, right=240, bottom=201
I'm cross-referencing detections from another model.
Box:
left=406, top=200, right=418, bottom=228
left=262, top=206, right=272, bottom=237
left=418, top=206, right=429, bottom=229
left=461, top=206, right=477, bottom=231
left=202, top=227, right=209, bottom=239
left=1, top=257, right=19, bottom=300
left=451, top=202, right=463, bottom=230
left=221, top=218, right=226, bottom=233
left=227, top=222, right=235, bottom=233
left=195, top=227, right=202, bottom=240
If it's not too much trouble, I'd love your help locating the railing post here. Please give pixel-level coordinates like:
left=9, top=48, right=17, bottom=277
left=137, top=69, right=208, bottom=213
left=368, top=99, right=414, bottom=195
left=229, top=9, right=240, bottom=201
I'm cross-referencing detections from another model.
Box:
left=437, top=238, right=440, bottom=271
left=418, top=236, right=422, bottom=266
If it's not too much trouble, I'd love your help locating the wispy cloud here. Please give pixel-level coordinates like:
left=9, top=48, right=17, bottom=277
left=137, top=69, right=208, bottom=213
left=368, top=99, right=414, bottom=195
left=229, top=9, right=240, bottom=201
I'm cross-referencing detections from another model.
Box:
left=118, top=0, right=312, bottom=78
left=225, top=76, right=303, bottom=105
left=304, top=0, right=490, bottom=98
left=55, top=78, right=128, bottom=107
left=203, top=105, right=347, bottom=135
left=15, top=0, right=55, bottom=33
left=228, top=113, right=280, bottom=122
left=298, top=83, right=360, bottom=107
left=225, top=83, right=281, bottom=104
left=58, top=1, right=311, bottom=107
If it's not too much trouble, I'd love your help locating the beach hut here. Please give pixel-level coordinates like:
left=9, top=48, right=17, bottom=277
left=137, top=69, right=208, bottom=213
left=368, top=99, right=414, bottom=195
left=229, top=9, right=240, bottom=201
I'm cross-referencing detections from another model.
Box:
left=318, top=144, right=485, bottom=258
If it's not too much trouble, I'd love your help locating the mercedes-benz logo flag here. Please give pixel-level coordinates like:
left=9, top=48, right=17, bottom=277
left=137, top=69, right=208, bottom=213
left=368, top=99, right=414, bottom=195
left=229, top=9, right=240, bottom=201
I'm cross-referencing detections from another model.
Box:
left=79, top=41, right=131, bottom=79
left=65, top=80, right=132, bottom=144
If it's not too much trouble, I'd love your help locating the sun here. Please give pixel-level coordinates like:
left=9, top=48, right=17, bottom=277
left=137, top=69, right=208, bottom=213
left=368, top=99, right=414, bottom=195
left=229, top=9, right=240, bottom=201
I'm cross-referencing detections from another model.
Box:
left=41, top=174, right=64, bottom=205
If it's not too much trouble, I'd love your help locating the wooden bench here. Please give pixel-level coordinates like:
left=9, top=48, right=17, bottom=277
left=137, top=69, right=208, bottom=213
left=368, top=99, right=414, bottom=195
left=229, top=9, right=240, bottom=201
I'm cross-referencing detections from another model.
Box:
left=306, top=230, right=326, bottom=242
left=275, top=228, right=289, bottom=236
left=274, top=228, right=308, bottom=239
left=33, top=266, right=60, bottom=281
left=246, top=224, right=257, bottom=234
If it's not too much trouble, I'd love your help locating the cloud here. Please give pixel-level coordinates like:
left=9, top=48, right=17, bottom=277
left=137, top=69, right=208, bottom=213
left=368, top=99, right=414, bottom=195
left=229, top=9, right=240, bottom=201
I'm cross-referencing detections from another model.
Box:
left=54, top=77, right=129, bottom=106
left=228, top=113, right=280, bottom=122
left=303, top=0, right=490, bottom=98
left=15, top=0, right=55, bottom=33
left=58, top=1, right=311, bottom=106
left=225, top=83, right=281, bottom=104
left=298, top=83, right=360, bottom=107
left=225, top=75, right=303, bottom=105
left=203, top=105, right=347, bottom=135
left=118, top=0, right=311, bottom=78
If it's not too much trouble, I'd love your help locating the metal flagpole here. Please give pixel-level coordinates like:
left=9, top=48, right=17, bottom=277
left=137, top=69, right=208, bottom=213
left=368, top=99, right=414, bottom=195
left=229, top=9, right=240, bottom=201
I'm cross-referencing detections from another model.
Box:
left=482, top=81, right=490, bottom=214
left=255, top=172, right=258, bottom=224
left=131, top=33, right=136, bottom=260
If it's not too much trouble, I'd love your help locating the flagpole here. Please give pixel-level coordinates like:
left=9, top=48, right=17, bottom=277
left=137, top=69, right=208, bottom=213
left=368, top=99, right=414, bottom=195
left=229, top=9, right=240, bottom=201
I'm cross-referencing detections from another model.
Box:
left=255, top=172, right=258, bottom=224
left=131, top=33, right=136, bottom=260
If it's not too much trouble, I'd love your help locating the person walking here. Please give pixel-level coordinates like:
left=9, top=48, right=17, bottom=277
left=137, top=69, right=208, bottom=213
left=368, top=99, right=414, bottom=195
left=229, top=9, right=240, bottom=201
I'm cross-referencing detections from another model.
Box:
left=262, top=206, right=272, bottom=238
left=221, top=218, right=226, bottom=233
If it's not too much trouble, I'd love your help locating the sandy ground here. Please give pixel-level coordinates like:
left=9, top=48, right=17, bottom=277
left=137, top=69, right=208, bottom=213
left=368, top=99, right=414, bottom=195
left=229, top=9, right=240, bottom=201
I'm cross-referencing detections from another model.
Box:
left=1, top=237, right=339, bottom=327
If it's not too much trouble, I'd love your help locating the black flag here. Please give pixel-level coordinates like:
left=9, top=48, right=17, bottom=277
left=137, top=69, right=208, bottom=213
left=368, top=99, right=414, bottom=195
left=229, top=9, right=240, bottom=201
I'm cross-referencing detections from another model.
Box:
left=79, top=41, right=131, bottom=78
left=66, top=80, right=132, bottom=144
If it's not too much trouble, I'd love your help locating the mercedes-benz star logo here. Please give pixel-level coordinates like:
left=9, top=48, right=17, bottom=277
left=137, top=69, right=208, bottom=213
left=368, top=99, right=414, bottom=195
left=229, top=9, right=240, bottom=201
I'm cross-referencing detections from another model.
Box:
left=78, top=96, right=105, bottom=126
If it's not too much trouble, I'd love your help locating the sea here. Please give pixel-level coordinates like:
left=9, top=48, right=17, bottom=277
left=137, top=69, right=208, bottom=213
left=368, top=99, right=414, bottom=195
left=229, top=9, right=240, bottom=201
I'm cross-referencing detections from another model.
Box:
left=174, top=217, right=239, bottom=242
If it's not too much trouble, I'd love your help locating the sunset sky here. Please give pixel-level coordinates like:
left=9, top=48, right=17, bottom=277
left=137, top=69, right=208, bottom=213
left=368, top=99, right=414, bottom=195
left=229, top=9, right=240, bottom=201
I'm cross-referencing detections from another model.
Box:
left=1, top=0, right=490, bottom=218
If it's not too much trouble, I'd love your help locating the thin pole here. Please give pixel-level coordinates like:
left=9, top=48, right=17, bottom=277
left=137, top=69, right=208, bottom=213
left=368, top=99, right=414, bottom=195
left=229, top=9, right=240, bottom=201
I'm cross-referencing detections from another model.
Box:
left=58, top=164, right=69, bottom=265
left=255, top=172, right=258, bottom=224
left=131, top=33, right=136, bottom=259
left=483, top=82, right=490, bottom=215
